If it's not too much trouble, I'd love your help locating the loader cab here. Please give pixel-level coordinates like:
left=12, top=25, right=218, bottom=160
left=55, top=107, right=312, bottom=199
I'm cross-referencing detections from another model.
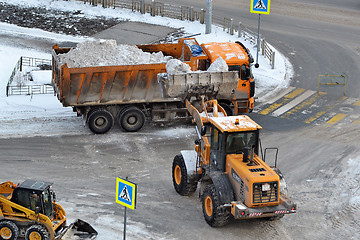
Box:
left=208, top=116, right=262, bottom=172
left=11, top=180, right=55, bottom=218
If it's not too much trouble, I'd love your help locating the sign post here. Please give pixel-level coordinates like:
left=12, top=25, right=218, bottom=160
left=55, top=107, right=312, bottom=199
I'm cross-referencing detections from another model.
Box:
left=116, top=177, right=137, bottom=240
left=250, top=0, right=271, bottom=68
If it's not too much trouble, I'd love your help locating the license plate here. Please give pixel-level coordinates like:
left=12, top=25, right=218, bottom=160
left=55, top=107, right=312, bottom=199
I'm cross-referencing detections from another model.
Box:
left=262, top=184, right=270, bottom=191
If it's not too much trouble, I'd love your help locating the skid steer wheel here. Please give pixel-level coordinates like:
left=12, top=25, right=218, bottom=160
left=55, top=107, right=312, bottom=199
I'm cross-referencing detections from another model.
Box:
left=25, top=225, right=49, bottom=240
left=0, top=221, right=19, bottom=240
left=202, top=184, right=230, bottom=227
left=88, top=109, right=114, bottom=134
left=219, top=103, right=233, bottom=116
left=119, top=107, right=145, bottom=132
left=172, top=154, right=197, bottom=196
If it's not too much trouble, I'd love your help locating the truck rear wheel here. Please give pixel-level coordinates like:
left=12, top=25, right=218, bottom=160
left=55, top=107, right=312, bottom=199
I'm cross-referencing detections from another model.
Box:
left=0, top=221, right=19, bottom=240
left=119, top=107, right=145, bottom=132
left=202, top=184, right=230, bottom=227
left=172, top=154, right=197, bottom=196
left=219, top=103, right=233, bottom=116
left=25, top=225, right=49, bottom=240
left=88, top=109, right=114, bottom=134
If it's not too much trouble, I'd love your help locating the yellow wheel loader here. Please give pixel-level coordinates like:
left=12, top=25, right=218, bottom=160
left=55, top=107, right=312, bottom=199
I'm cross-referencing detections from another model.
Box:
left=172, top=97, right=296, bottom=227
left=0, top=180, right=97, bottom=240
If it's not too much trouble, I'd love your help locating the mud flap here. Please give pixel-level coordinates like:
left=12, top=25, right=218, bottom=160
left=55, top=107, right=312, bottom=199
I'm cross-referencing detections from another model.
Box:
left=56, top=219, right=98, bottom=240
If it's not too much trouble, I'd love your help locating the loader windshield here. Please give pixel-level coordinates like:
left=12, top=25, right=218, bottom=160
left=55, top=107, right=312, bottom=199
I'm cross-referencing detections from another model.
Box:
left=226, top=131, right=257, bottom=154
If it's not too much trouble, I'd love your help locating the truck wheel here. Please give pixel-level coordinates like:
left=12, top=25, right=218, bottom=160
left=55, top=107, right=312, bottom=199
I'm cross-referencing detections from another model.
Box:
left=172, top=154, right=197, bottom=196
left=88, top=109, right=114, bottom=134
left=219, top=103, right=233, bottom=116
left=202, top=184, right=230, bottom=227
left=119, top=107, right=145, bottom=132
left=0, top=221, right=19, bottom=240
left=25, top=225, right=49, bottom=240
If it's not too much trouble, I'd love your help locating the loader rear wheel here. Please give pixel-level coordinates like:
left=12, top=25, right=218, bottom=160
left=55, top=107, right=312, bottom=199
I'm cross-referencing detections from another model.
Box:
left=119, top=107, right=145, bottom=132
left=0, top=221, right=19, bottom=240
left=172, top=154, right=197, bottom=196
left=88, top=109, right=114, bottom=134
left=25, top=225, right=49, bottom=240
left=202, top=184, right=230, bottom=227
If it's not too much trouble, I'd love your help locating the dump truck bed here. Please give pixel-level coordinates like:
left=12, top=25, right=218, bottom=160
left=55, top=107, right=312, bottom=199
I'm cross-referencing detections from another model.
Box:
left=52, top=47, right=170, bottom=107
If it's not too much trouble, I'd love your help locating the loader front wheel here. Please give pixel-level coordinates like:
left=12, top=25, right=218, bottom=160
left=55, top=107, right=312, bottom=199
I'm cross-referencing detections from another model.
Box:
left=202, top=184, right=230, bottom=227
left=88, top=109, right=114, bottom=134
left=0, top=221, right=19, bottom=240
left=25, top=225, right=49, bottom=240
left=172, top=154, right=197, bottom=196
left=219, top=102, right=233, bottom=116
left=119, top=107, right=145, bottom=132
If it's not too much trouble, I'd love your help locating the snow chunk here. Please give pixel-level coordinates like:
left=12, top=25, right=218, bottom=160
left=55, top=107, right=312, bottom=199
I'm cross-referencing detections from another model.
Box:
left=165, top=59, right=191, bottom=75
left=58, top=39, right=169, bottom=68
left=207, top=57, right=228, bottom=72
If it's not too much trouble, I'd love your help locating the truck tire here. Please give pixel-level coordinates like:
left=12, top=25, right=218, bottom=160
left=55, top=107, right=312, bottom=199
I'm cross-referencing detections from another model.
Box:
left=172, top=154, right=197, bottom=196
left=25, top=225, right=49, bottom=240
left=0, top=221, right=19, bottom=240
left=119, top=107, right=145, bottom=132
left=88, top=109, right=114, bottom=134
left=219, top=103, right=233, bottom=116
left=201, top=184, right=230, bottom=227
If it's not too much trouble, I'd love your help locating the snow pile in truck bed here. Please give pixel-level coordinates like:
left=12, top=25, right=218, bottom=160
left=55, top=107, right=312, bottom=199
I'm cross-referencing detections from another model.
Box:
left=58, top=39, right=170, bottom=68
left=165, top=59, right=191, bottom=75
left=207, top=57, right=228, bottom=72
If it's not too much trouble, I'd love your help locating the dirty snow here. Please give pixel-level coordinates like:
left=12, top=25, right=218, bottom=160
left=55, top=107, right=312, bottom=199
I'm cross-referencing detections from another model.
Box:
left=59, top=39, right=170, bottom=68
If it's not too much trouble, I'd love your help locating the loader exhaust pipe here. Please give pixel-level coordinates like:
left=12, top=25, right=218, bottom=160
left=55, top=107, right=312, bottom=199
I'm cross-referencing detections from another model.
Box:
left=243, top=146, right=256, bottom=166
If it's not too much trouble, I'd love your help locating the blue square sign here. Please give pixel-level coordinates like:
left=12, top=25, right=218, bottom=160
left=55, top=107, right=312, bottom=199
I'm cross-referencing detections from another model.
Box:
left=116, top=177, right=137, bottom=210
left=251, top=0, right=271, bottom=15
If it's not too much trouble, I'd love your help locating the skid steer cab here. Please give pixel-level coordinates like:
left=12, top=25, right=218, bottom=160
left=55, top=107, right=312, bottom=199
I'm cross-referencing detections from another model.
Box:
left=0, top=180, right=97, bottom=240
left=172, top=111, right=296, bottom=227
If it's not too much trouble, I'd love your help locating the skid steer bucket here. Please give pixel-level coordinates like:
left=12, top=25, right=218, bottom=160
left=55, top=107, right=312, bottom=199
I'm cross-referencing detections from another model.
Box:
left=57, top=219, right=98, bottom=240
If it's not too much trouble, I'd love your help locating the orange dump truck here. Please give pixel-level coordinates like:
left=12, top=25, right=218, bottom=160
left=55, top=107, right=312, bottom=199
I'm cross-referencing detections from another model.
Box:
left=52, top=38, right=255, bottom=134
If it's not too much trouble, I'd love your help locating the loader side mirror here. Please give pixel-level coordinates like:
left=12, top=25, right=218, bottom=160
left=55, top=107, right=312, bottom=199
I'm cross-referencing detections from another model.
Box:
left=201, top=126, right=207, bottom=136
left=35, top=206, right=40, bottom=215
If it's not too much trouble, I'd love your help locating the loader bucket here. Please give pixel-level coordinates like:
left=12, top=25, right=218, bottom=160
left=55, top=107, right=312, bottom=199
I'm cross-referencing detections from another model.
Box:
left=57, top=219, right=98, bottom=240
left=158, top=71, right=239, bottom=100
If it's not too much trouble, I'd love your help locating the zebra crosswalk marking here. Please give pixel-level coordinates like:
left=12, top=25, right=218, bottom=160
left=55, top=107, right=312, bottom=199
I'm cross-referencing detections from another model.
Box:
left=326, top=113, right=347, bottom=125
left=259, top=88, right=305, bottom=115
left=281, top=93, right=321, bottom=119
left=304, top=96, right=348, bottom=124
left=272, top=90, right=316, bottom=117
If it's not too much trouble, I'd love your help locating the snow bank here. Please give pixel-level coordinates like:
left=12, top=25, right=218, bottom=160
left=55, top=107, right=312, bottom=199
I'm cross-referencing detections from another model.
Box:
left=59, top=39, right=170, bottom=68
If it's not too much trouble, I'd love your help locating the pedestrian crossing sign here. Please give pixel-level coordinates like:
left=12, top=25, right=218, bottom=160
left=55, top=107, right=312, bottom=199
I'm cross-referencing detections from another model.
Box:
left=116, top=177, right=137, bottom=210
left=250, top=0, right=271, bottom=15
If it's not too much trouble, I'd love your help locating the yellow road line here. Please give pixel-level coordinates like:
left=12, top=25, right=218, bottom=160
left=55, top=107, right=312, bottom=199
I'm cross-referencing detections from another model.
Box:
left=304, top=96, right=347, bottom=124
left=352, top=118, right=360, bottom=124
left=259, top=88, right=305, bottom=115
left=326, top=113, right=347, bottom=125
left=353, top=100, right=360, bottom=106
